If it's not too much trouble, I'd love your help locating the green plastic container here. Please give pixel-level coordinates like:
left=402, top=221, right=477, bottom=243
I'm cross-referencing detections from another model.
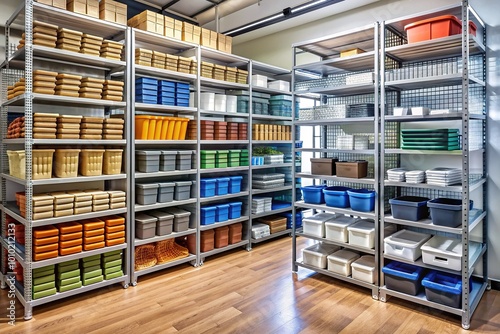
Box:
left=103, top=259, right=122, bottom=269
left=33, top=265, right=55, bottom=274
left=33, top=287, right=56, bottom=299
left=103, top=249, right=122, bottom=257
left=83, top=265, right=101, bottom=273
left=33, top=281, right=55, bottom=293
left=59, top=281, right=82, bottom=292
left=83, top=275, right=103, bottom=286
left=201, top=162, right=216, bottom=169
left=58, top=263, right=79, bottom=273
left=58, top=259, right=79, bottom=267
left=102, top=253, right=122, bottom=263
left=59, top=276, right=81, bottom=287
left=82, top=254, right=101, bottom=262
left=33, top=267, right=55, bottom=279
left=33, top=274, right=55, bottom=285
left=58, top=269, right=80, bottom=280
left=104, top=265, right=122, bottom=275
left=82, top=268, right=102, bottom=280
left=105, top=270, right=124, bottom=280
left=228, top=160, right=240, bottom=167
left=82, top=259, right=101, bottom=268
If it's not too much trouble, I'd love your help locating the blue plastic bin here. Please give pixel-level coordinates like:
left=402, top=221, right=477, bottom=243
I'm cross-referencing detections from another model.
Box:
left=136, top=96, right=158, bottom=104
left=216, top=177, right=230, bottom=196
left=159, top=80, right=175, bottom=88
left=136, top=77, right=157, bottom=85
left=200, top=206, right=217, bottom=225
left=176, top=82, right=190, bottom=91
left=347, top=189, right=375, bottom=212
left=421, top=271, right=465, bottom=308
left=158, top=97, right=175, bottom=106
left=159, top=91, right=176, bottom=98
left=389, top=196, right=430, bottom=221
left=200, top=178, right=216, bottom=198
left=228, top=176, right=243, bottom=194
left=301, top=185, right=327, bottom=204
left=136, top=83, right=157, bottom=91
left=228, top=202, right=242, bottom=219
left=281, top=211, right=302, bottom=229
left=176, top=98, right=190, bottom=107
left=323, top=186, right=351, bottom=208
left=271, top=200, right=291, bottom=210
left=382, top=261, right=426, bottom=296
left=216, top=204, right=230, bottom=222
left=427, top=198, right=464, bottom=228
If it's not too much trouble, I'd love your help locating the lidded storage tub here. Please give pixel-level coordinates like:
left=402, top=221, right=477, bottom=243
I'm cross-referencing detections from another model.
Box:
left=135, top=213, right=157, bottom=239
left=351, top=255, right=376, bottom=283
left=347, top=219, right=376, bottom=249
left=421, top=235, right=481, bottom=271
left=384, top=229, right=431, bottom=261
left=325, top=215, right=360, bottom=242
left=103, top=149, right=123, bottom=175
left=174, top=181, right=193, bottom=200
left=160, top=151, right=177, bottom=171
left=302, top=243, right=340, bottom=269
left=327, top=249, right=360, bottom=276
left=176, top=150, right=194, bottom=170
left=147, top=210, right=174, bottom=236
left=346, top=189, right=375, bottom=212
left=302, top=212, right=340, bottom=238
left=54, top=149, right=81, bottom=178
left=136, top=183, right=159, bottom=205
left=157, top=182, right=175, bottom=203
left=165, top=207, right=191, bottom=232
left=136, top=150, right=161, bottom=173
left=80, top=149, right=105, bottom=176
left=214, top=226, right=229, bottom=248
left=382, top=261, right=425, bottom=296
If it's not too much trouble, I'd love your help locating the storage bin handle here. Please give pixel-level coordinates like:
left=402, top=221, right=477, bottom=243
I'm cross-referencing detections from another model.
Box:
left=434, top=256, right=449, bottom=264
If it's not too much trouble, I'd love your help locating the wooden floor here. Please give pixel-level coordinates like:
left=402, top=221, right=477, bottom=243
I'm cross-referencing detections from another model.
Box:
left=1, top=236, right=499, bottom=334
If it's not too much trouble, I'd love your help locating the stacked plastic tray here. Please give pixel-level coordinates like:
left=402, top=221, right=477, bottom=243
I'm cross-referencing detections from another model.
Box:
left=387, top=168, right=407, bottom=182
left=136, top=77, right=157, bottom=104
left=240, top=149, right=249, bottom=166
left=269, top=95, right=293, bottom=117
left=252, top=173, right=285, bottom=189
left=158, top=80, right=175, bottom=106
left=425, top=167, right=461, bottom=186
left=347, top=103, right=375, bottom=118
left=175, top=82, right=190, bottom=107
left=252, top=197, right=272, bottom=214
left=401, top=129, right=460, bottom=150
left=200, top=150, right=216, bottom=169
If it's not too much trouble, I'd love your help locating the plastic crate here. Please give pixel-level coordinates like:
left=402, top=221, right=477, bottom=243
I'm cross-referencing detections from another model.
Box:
left=54, top=149, right=80, bottom=178
left=346, top=189, right=375, bottom=212
left=228, top=202, right=242, bottom=219
left=405, top=15, right=462, bottom=43
left=216, top=177, right=230, bottom=196
left=80, top=149, right=105, bottom=176
left=157, top=182, right=175, bottom=203
left=228, top=176, right=243, bottom=194
left=323, top=186, right=351, bottom=208
left=303, top=243, right=340, bottom=269
left=382, top=261, right=426, bottom=296
left=427, top=198, right=463, bottom=227
left=103, top=149, right=123, bottom=175
left=200, top=178, right=216, bottom=198
left=421, top=271, right=464, bottom=308
left=200, top=206, right=217, bottom=225
left=389, top=196, right=430, bottom=221
left=216, top=204, right=230, bottom=222
left=136, top=150, right=161, bottom=173
left=301, top=185, right=326, bottom=204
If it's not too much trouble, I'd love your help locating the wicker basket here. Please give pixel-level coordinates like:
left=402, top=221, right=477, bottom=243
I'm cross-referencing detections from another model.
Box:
left=154, top=239, right=189, bottom=264
left=134, top=244, right=157, bottom=271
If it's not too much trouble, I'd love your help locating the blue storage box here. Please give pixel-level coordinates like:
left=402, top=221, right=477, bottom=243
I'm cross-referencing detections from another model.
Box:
left=176, top=88, right=190, bottom=95
left=228, top=202, right=242, bottom=219
left=136, top=96, right=158, bottom=104
left=216, top=177, right=230, bottom=196
left=347, top=189, right=376, bottom=212
left=176, top=82, right=190, bottom=90
left=301, top=185, right=327, bottom=204
left=136, top=89, right=157, bottom=96
left=200, top=178, right=216, bottom=197
left=323, top=186, right=351, bottom=208
left=228, top=176, right=243, bottom=194
left=200, top=206, right=217, bottom=225
left=136, top=83, right=157, bottom=91
left=382, top=261, right=426, bottom=296
left=390, top=196, right=430, bottom=221
left=281, top=211, right=302, bottom=229
left=271, top=200, right=291, bottom=210
left=159, top=91, right=176, bottom=98
left=158, top=98, right=176, bottom=106
left=427, top=198, right=464, bottom=228
left=216, top=204, right=230, bottom=222
left=421, top=271, right=465, bottom=308
left=176, top=99, right=190, bottom=107
left=136, top=77, right=157, bottom=85
left=159, top=80, right=175, bottom=88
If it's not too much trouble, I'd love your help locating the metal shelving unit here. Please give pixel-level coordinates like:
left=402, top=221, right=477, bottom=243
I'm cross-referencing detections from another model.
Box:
left=378, top=3, right=488, bottom=329
left=291, top=23, right=380, bottom=299
left=0, top=0, right=131, bottom=320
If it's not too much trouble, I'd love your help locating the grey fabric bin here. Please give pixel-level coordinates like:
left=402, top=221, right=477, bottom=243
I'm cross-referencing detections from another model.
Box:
left=135, top=213, right=157, bottom=239
left=136, top=183, right=159, bottom=205
left=157, top=182, right=175, bottom=203
left=176, top=150, right=194, bottom=171
left=160, top=151, right=177, bottom=172
left=148, top=210, right=174, bottom=236
left=165, top=207, right=191, bottom=232
left=136, top=150, right=161, bottom=173
left=174, top=181, right=193, bottom=201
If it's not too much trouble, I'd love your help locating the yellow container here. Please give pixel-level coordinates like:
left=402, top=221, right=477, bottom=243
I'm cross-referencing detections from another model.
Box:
left=135, top=115, right=151, bottom=140
left=159, top=117, right=171, bottom=140
left=165, top=117, right=177, bottom=140
left=7, top=150, right=26, bottom=179
left=54, top=149, right=81, bottom=178
left=154, top=117, right=163, bottom=140
left=103, top=149, right=123, bottom=175
left=80, top=149, right=105, bottom=176
left=147, top=116, right=158, bottom=140
left=32, top=149, right=55, bottom=180
left=178, top=118, right=189, bottom=140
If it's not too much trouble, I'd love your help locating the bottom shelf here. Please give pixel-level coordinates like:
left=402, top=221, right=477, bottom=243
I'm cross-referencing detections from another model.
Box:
left=135, top=254, right=196, bottom=277
left=251, top=229, right=292, bottom=244
left=200, top=240, right=249, bottom=261
left=380, top=280, right=487, bottom=316
left=295, top=260, right=376, bottom=291
left=14, top=275, right=127, bottom=307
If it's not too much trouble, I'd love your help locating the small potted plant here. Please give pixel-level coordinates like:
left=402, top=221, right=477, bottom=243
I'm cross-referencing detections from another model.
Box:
left=253, top=147, right=284, bottom=165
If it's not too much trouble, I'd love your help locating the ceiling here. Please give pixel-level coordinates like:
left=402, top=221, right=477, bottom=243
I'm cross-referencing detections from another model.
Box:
left=125, top=0, right=381, bottom=44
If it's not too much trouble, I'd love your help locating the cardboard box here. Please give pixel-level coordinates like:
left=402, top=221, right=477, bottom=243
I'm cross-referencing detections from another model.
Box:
left=37, top=0, right=53, bottom=6
left=200, top=28, right=211, bottom=46
left=99, top=0, right=116, bottom=11
left=52, top=0, right=66, bottom=9
left=225, top=35, right=232, bottom=53
left=174, top=19, right=183, bottom=31
left=340, top=48, right=364, bottom=57
left=164, top=27, right=174, bottom=38
left=164, top=16, right=175, bottom=28
left=116, top=13, right=127, bottom=25
left=87, top=4, right=99, bottom=18
left=100, top=9, right=115, bottom=22
left=217, top=33, right=225, bottom=51
left=173, top=30, right=182, bottom=40
left=128, top=10, right=155, bottom=27
left=115, top=3, right=127, bottom=16
left=67, top=1, right=87, bottom=14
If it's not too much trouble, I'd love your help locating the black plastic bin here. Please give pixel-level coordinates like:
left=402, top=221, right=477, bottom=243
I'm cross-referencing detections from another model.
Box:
left=427, top=198, right=463, bottom=227
left=382, top=261, right=426, bottom=296
left=421, top=271, right=468, bottom=308
left=389, top=196, right=429, bottom=221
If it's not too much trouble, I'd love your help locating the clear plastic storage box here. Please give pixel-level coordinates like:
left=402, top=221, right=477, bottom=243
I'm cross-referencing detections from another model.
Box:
left=351, top=255, right=376, bottom=283
left=303, top=212, right=341, bottom=238
left=327, top=249, right=360, bottom=276
left=384, top=229, right=431, bottom=261
left=303, top=243, right=340, bottom=269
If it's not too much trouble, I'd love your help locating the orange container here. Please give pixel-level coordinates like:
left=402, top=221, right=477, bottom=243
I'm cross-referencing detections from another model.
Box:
left=405, top=15, right=462, bottom=43
left=173, top=118, right=189, bottom=140
left=135, top=115, right=151, bottom=139
left=147, top=116, right=158, bottom=140
left=179, top=118, right=189, bottom=140
left=165, top=117, right=177, bottom=140
left=154, top=117, right=163, bottom=140
left=159, top=117, right=171, bottom=140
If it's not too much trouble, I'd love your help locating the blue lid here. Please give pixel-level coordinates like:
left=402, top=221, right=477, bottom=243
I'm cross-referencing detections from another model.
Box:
left=382, top=261, right=425, bottom=280
left=200, top=178, right=217, bottom=184
left=421, top=271, right=462, bottom=295
left=216, top=177, right=230, bottom=182
left=229, top=175, right=243, bottom=181
left=228, top=202, right=243, bottom=207
left=216, top=204, right=230, bottom=209
left=200, top=206, right=217, bottom=212
left=347, top=189, right=376, bottom=197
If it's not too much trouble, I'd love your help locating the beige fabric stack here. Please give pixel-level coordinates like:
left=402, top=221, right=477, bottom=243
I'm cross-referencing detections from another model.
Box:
left=56, top=115, right=82, bottom=139
left=102, top=80, right=124, bottom=101
left=165, top=54, right=178, bottom=71
left=67, top=191, right=93, bottom=214
left=80, top=116, right=104, bottom=140
left=135, top=48, right=152, bottom=66
left=103, top=117, right=125, bottom=139
left=56, top=28, right=83, bottom=53
left=55, top=73, right=82, bottom=97
left=80, top=77, right=104, bottom=99
left=100, top=40, right=123, bottom=60
left=80, top=33, right=103, bottom=56
left=177, top=56, right=191, bottom=74
left=85, top=190, right=110, bottom=212
left=108, top=190, right=126, bottom=209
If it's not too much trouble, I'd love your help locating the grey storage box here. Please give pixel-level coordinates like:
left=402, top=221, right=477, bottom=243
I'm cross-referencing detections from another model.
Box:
left=160, top=151, right=177, bottom=172
left=174, top=181, right=193, bottom=201
left=148, top=210, right=174, bottom=236
left=176, top=150, right=194, bottom=171
left=136, top=183, right=159, bottom=205
left=157, top=182, right=175, bottom=203
left=165, top=207, right=191, bottom=232
left=135, top=213, right=157, bottom=239
left=136, top=150, right=161, bottom=173
left=191, top=180, right=197, bottom=198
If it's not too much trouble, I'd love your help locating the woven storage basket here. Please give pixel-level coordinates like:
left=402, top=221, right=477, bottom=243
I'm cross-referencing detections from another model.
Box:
left=134, top=244, right=157, bottom=270
left=154, top=239, right=189, bottom=264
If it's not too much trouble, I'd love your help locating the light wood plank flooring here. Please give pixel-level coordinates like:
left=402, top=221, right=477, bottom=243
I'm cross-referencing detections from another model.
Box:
left=1, top=236, right=499, bottom=333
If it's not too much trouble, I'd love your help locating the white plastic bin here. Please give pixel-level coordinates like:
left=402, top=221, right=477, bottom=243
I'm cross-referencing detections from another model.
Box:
left=200, top=92, right=215, bottom=111
left=421, top=236, right=481, bottom=271
left=302, top=243, right=340, bottom=269
left=251, top=74, right=267, bottom=88
left=325, top=216, right=360, bottom=243
left=226, top=95, right=237, bottom=113
left=302, top=212, right=341, bottom=238
left=327, top=249, right=360, bottom=276
left=384, top=229, right=431, bottom=261
left=268, top=80, right=290, bottom=92
left=214, top=94, right=227, bottom=112
left=347, top=219, right=375, bottom=249
left=251, top=223, right=270, bottom=239
left=351, top=255, right=376, bottom=283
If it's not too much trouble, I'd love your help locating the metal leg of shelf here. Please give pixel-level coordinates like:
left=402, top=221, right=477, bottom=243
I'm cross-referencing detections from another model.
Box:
left=379, top=289, right=387, bottom=303
left=24, top=304, right=33, bottom=321
left=371, top=287, right=379, bottom=300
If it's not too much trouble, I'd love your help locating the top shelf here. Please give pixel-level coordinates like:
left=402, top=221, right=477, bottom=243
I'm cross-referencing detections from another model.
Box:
left=385, top=35, right=485, bottom=63
left=200, top=46, right=249, bottom=65
left=2, top=93, right=126, bottom=108
left=134, top=29, right=197, bottom=54
left=294, top=51, right=375, bottom=76
left=8, top=2, right=126, bottom=38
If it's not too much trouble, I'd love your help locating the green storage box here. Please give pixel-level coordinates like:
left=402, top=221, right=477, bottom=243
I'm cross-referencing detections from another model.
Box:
left=83, top=275, right=103, bottom=286
left=33, top=268, right=54, bottom=279
left=228, top=160, right=240, bottom=167
left=104, top=265, right=122, bottom=275
left=58, top=269, right=81, bottom=280
left=33, top=265, right=55, bottom=274
left=58, top=263, right=79, bottom=273
left=103, top=249, right=122, bottom=257
left=59, top=281, right=82, bottom=292
left=105, top=270, right=124, bottom=280
left=58, top=259, right=79, bottom=266
left=33, top=287, right=57, bottom=300
left=102, top=253, right=122, bottom=263
left=33, top=281, right=55, bottom=293
left=103, top=259, right=122, bottom=269
left=82, top=259, right=101, bottom=268
left=59, top=276, right=81, bottom=287
left=201, top=162, right=216, bottom=169
left=33, top=274, right=55, bottom=286
left=82, top=268, right=102, bottom=280
left=82, top=254, right=101, bottom=262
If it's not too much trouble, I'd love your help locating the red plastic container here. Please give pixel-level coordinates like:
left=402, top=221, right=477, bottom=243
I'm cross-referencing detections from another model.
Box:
left=405, top=15, right=462, bottom=43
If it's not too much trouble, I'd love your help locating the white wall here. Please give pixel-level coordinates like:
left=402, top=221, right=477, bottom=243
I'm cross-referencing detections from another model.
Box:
left=234, top=0, right=500, bottom=282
